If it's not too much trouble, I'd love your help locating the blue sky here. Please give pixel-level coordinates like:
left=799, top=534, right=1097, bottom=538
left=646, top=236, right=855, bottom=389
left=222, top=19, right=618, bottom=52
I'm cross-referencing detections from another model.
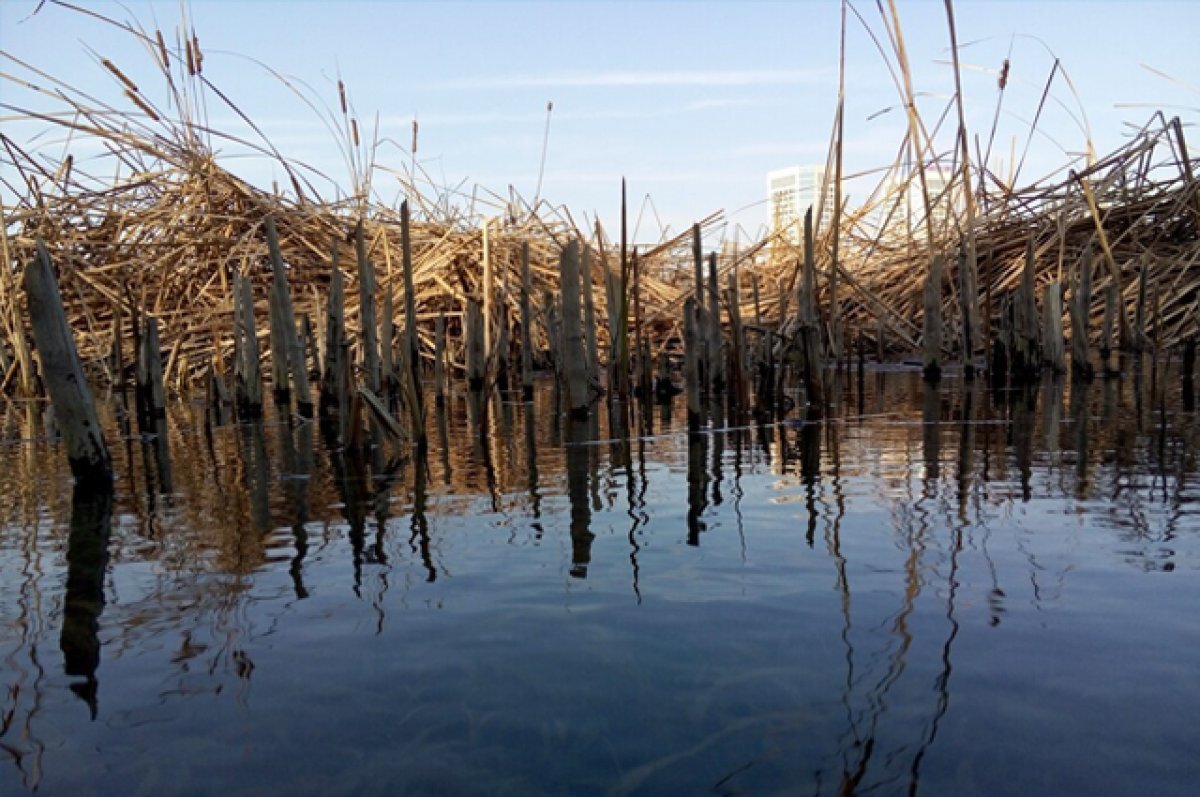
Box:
left=1, top=1, right=1197, bottom=241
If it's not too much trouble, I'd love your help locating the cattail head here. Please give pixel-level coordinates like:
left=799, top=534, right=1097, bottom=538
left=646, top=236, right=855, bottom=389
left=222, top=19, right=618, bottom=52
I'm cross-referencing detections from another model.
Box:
left=338, top=80, right=347, bottom=115
left=351, top=118, right=360, bottom=148
left=155, top=30, right=170, bottom=70
left=999, top=58, right=1010, bottom=91
left=102, top=58, right=139, bottom=93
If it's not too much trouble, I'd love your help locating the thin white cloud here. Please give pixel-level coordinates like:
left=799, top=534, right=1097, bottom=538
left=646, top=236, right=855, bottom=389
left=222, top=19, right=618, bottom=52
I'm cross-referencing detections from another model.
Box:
left=423, top=68, right=831, bottom=91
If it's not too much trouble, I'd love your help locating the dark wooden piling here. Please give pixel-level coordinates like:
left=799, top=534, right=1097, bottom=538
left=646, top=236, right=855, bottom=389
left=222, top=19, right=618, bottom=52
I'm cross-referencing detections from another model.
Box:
left=434, top=312, right=447, bottom=406
left=355, top=220, right=381, bottom=393
left=1100, top=283, right=1119, bottom=376
left=798, top=208, right=825, bottom=411
left=706, top=252, right=724, bottom=393
left=23, top=239, right=112, bottom=486
left=1070, top=245, right=1094, bottom=379
left=381, top=288, right=396, bottom=396
left=1042, top=280, right=1066, bottom=374
left=519, top=242, right=534, bottom=401
left=922, top=253, right=944, bottom=381
left=300, top=313, right=318, bottom=381
left=232, top=272, right=262, bottom=417
left=466, top=298, right=486, bottom=391
left=581, top=245, right=600, bottom=390
left=691, top=223, right=708, bottom=389
left=726, top=271, right=750, bottom=411
left=958, top=243, right=980, bottom=378
left=320, top=249, right=347, bottom=413
left=137, top=316, right=166, bottom=426
left=560, top=239, right=589, bottom=418
left=400, top=201, right=425, bottom=443
left=1012, top=236, right=1042, bottom=382
left=266, top=217, right=312, bottom=415
left=684, top=296, right=702, bottom=431
left=1133, top=259, right=1149, bottom=355
left=267, top=279, right=290, bottom=404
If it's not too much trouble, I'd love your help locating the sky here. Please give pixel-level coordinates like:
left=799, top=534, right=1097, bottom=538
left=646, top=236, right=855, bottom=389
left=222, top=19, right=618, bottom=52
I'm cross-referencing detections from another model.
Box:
left=1, top=0, right=1197, bottom=243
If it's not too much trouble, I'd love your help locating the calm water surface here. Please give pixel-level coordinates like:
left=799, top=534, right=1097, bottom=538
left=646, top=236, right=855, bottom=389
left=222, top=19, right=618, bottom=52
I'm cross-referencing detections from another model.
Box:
left=1, top=371, right=1198, bottom=796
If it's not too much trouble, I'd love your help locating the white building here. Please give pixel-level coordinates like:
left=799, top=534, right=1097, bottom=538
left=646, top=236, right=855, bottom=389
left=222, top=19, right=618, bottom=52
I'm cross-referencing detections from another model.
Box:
left=767, top=165, right=835, bottom=244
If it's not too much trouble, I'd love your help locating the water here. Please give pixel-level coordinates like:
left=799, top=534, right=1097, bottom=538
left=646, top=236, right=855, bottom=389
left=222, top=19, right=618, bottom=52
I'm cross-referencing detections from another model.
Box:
left=2, top=371, right=1199, bottom=796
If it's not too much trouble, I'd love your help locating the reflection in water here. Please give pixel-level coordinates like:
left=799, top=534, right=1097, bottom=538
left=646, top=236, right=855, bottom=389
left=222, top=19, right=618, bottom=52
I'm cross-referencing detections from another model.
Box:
left=60, top=484, right=113, bottom=719
left=2, top=371, right=1200, bottom=796
left=566, top=417, right=594, bottom=578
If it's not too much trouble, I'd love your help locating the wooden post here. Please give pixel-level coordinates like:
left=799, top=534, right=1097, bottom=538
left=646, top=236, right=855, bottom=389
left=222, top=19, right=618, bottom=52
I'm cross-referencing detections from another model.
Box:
left=691, top=223, right=708, bottom=390
left=923, top=253, right=944, bottom=381
left=1133, top=258, right=1149, bottom=355
left=266, top=217, right=312, bottom=415
left=466, top=298, right=486, bottom=391
left=381, top=288, right=396, bottom=397
left=707, top=251, right=724, bottom=393
left=1070, top=245, right=1094, bottom=379
left=481, top=217, right=493, bottom=381
left=267, top=281, right=290, bottom=403
left=320, top=247, right=347, bottom=413
left=23, top=240, right=111, bottom=486
left=520, top=242, right=534, bottom=401
left=1043, top=280, right=1066, bottom=374
left=233, top=272, right=262, bottom=417
left=958, top=242, right=980, bottom=378
left=355, top=220, right=381, bottom=393
left=798, top=208, right=825, bottom=410
left=1100, top=283, right=1119, bottom=376
left=434, top=312, right=447, bottom=406
left=684, top=296, right=701, bottom=431
left=581, top=245, right=599, bottom=390
left=1012, top=236, right=1041, bottom=382
left=400, top=200, right=425, bottom=445
left=300, top=314, right=318, bottom=381
left=560, top=240, right=589, bottom=418
left=137, top=316, right=166, bottom=424
left=726, top=271, right=749, bottom=411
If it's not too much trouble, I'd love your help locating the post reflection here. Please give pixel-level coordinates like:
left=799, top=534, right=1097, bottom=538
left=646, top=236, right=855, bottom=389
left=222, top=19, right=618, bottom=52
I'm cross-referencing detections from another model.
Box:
left=686, top=429, right=709, bottom=546
left=565, top=416, right=594, bottom=578
left=59, top=484, right=113, bottom=719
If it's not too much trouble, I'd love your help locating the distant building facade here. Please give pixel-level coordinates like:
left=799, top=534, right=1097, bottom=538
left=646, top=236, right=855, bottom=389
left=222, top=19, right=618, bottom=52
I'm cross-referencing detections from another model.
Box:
left=767, top=164, right=835, bottom=244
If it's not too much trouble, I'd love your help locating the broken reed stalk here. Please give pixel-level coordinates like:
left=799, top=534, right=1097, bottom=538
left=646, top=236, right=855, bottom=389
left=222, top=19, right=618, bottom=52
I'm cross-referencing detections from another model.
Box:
left=1070, top=245, right=1094, bottom=379
left=923, top=253, right=944, bottom=381
left=23, top=239, right=112, bottom=487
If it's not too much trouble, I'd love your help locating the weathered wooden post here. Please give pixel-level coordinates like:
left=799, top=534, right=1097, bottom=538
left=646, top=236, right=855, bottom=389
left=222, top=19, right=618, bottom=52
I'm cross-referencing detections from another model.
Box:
left=519, top=242, right=534, bottom=402
left=1100, top=283, right=1119, bottom=376
left=1043, top=281, right=1066, bottom=374
left=1133, top=259, right=1149, bottom=355
left=581, top=245, right=600, bottom=390
left=726, top=271, right=749, bottom=411
left=684, top=296, right=702, bottom=431
left=922, top=253, right=944, bottom=381
left=266, top=217, right=312, bottom=416
left=560, top=239, right=589, bottom=418
left=381, top=288, right=396, bottom=397
left=1012, top=236, right=1042, bottom=382
left=691, top=223, right=708, bottom=390
left=23, top=240, right=111, bottom=486
left=958, top=242, right=980, bottom=378
left=434, top=312, right=447, bottom=406
left=1070, top=245, right=1094, bottom=379
left=320, top=247, right=347, bottom=413
left=798, top=208, right=825, bottom=411
left=355, top=219, right=381, bottom=394
left=706, top=252, right=724, bottom=393
left=233, top=273, right=262, bottom=417
left=400, top=200, right=425, bottom=445
left=466, top=298, right=486, bottom=391
left=137, top=316, right=166, bottom=426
